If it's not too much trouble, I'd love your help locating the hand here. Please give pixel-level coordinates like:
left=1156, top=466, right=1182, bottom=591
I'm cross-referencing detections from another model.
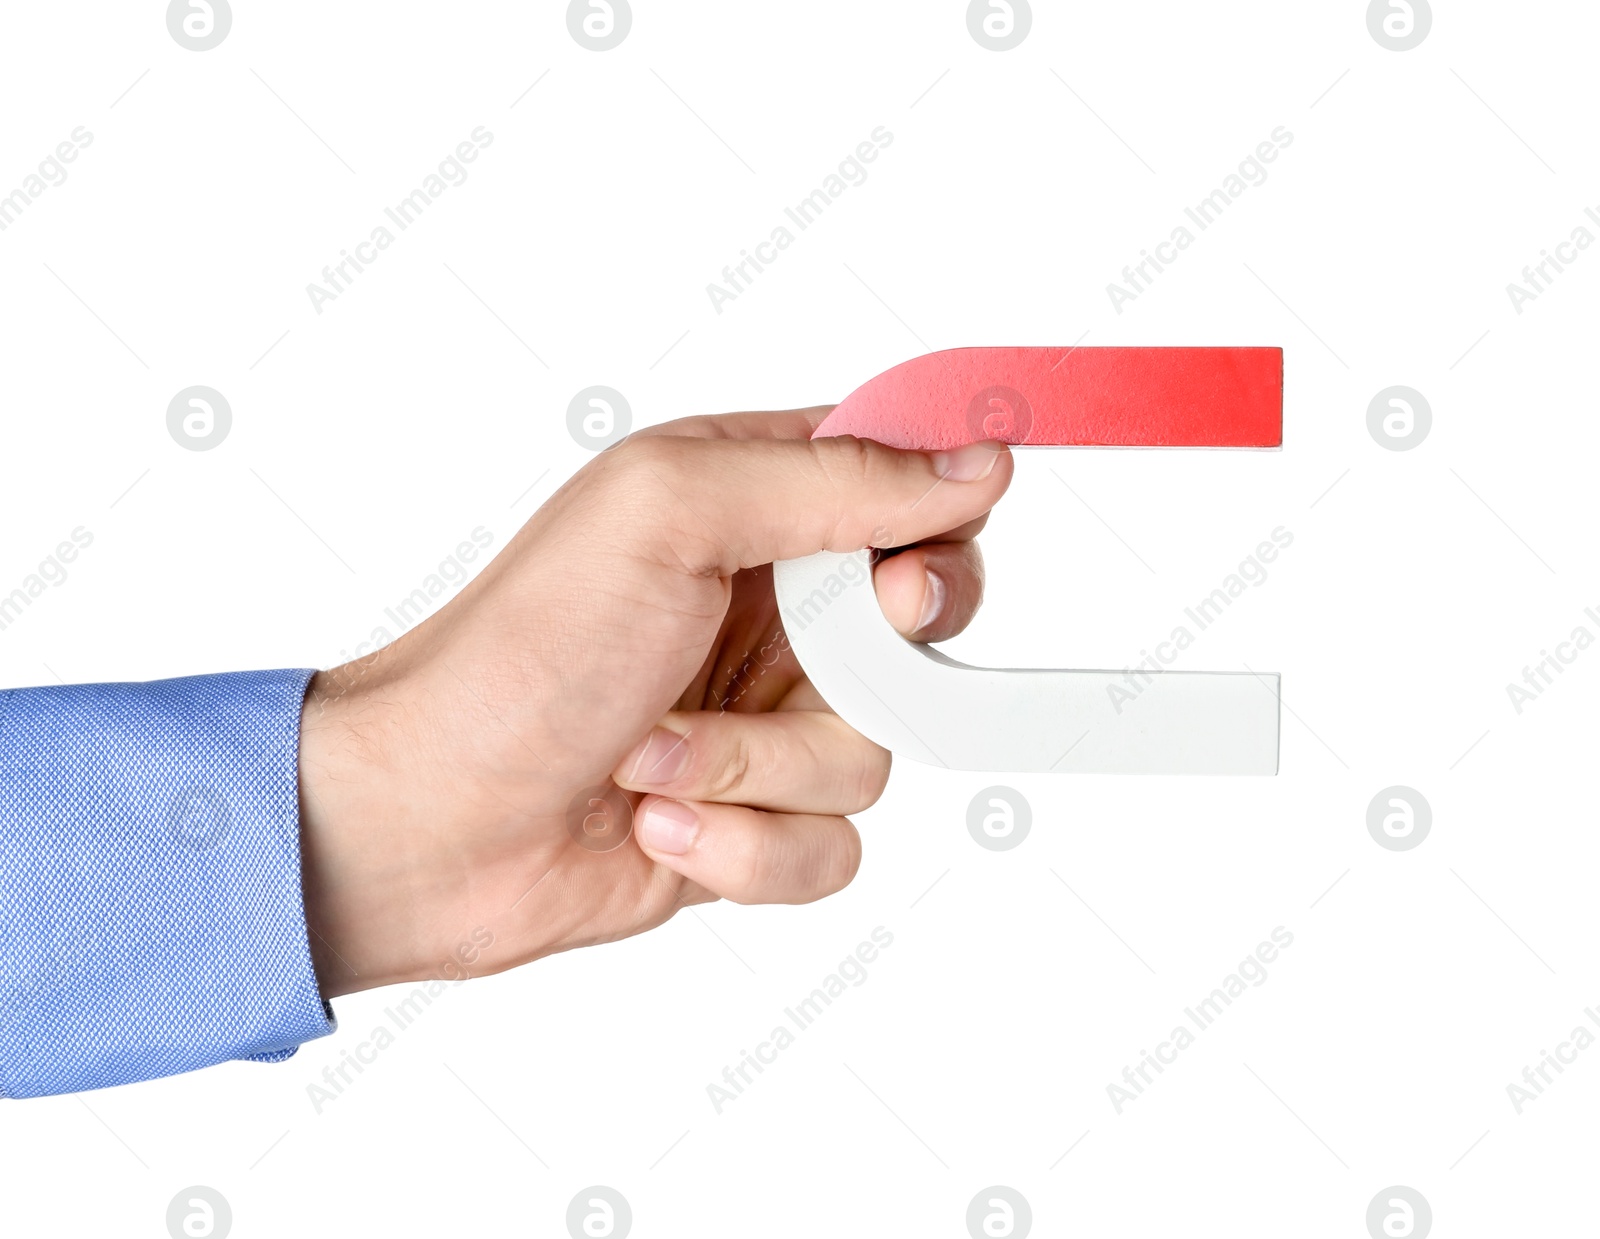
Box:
left=296, top=408, right=1012, bottom=996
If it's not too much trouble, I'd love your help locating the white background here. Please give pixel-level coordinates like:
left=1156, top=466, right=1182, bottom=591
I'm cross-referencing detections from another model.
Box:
left=2, top=1, right=1597, bottom=1235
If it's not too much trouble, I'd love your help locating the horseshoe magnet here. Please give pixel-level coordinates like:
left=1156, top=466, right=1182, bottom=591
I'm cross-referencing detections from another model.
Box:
left=772, top=346, right=1284, bottom=775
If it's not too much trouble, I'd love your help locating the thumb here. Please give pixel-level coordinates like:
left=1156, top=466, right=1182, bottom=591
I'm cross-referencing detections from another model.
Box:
left=592, top=433, right=1013, bottom=574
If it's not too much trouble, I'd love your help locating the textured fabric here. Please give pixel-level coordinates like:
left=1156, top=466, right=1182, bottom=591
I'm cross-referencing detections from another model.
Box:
left=0, top=670, right=336, bottom=1098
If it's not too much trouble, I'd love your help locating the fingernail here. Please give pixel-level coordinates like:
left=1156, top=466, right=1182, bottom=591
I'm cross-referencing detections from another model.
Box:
left=637, top=798, right=698, bottom=854
left=930, top=441, right=1001, bottom=482
left=917, top=568, right=947, bottom=633
left=624, top=727, right=692, bottom=785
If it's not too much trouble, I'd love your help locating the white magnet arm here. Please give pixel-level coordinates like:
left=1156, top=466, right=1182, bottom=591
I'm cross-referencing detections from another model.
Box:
left=773, top=549, right=1280, bottom=775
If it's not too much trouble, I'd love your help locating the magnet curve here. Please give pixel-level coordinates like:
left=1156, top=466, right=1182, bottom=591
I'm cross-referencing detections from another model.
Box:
left=772, top=346, right=1284, bottom=775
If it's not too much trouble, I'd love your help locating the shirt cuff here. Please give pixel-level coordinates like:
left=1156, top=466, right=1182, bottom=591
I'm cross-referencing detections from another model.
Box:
left=0, top=669, right=336, bottom=1098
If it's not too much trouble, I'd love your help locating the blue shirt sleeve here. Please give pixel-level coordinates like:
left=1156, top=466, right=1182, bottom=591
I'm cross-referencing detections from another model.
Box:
left=0, top=669, right=337, bottom=1098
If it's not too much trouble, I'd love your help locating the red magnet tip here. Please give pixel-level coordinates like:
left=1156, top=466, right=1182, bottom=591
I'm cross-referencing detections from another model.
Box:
left=813, top=346, right=1283, bottom=450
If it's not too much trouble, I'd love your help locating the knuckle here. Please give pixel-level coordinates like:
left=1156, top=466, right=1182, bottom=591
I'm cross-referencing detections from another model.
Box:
left=815, top=433, right=878, bottom=486
left=813, top=819, right=863, bottom=901
left=813, top=436, right=895, bottom=547
left=727, top=829, right=767, bottom=904
left=819, top=438, right=908, bottom=550
left=596, top=435, right=727, bottom=576
left=817, top=717, right=891, bottom=812
left=781, top=817, right=861, bottom=904
left=706, top=728, right=754, bottom=801
left=855, top=745, right=892, bottom=808
left=725, top=813, right=860, bottom=906
left=605, top=432, right=681, bottom=489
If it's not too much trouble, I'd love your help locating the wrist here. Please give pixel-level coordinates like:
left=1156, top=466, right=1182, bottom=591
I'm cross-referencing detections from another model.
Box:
left=297, top=659, right=430, bottom=998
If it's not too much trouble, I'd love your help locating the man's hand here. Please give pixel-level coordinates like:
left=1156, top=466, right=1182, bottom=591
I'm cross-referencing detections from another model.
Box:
left=296, top=408, right=1012, bottom=996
